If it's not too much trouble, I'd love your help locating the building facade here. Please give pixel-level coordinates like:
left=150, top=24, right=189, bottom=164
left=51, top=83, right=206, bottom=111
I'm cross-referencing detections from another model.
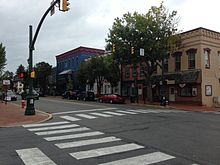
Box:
left=56, top=46, right=104, bottom=94
left=122, top=27, right=220, bottom=107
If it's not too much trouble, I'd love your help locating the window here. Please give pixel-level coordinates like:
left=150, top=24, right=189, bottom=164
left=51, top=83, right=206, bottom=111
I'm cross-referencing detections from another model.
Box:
left=140, top=63, right=145, bottom=77
left=204, top=48, right=210, bottom=68
left=164, top=58, right=168, bottom=73
left=132, top=66, right=137, bottom=77
left=125, top=65, right=130, bottom=78
left=180, top=86, right=197, bottom=97
left=186, top=48, right=197, bottom=69
left=218, top=51, right=220, bottom=69
left=175, top=54, right=181, bottom=71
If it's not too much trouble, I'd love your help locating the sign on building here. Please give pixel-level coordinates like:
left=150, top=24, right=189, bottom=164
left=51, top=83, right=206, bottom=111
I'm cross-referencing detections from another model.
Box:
left=3, top=80, right=10, bottom=85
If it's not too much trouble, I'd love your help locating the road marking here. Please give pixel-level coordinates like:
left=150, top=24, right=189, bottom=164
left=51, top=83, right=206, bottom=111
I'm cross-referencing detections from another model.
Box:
left=35, top=127, right=90, bottom=136
left=55, top=136, right=121, bottom=149
left=44, top=131, right=104, bottom=141
left=90, top=112, right=112, bottom=117
left=103, top=111, right=126, bottom=116
left=16, top=147, right=56, bottom=165
left=27, top=124, right=79, bottom=131
left=53, top=107, right=118, bottom=115
left=117, top=110, right=138, bottom=114
left=60, top=115, right=81, bottom=121
left=70, top=143, right=144, bottom=160
left=98, top=152, right=175, bottom=165
left=22, top=121, right=70, bottom=128
left=76, top=114, right=97, bottom=119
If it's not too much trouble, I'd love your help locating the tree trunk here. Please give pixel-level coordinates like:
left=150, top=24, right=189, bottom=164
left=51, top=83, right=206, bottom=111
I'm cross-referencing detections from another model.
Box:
left=147, top=82, right=153, bottom=102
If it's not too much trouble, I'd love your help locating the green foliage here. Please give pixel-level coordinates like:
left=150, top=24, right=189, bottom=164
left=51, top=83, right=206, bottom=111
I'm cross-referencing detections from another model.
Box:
left=34, top=62, right=52, bottom=92
left=0, top=43, right=7, bottom=76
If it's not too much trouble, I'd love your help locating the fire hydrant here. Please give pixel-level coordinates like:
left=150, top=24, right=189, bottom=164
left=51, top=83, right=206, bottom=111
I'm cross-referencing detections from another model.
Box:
left=21, top=100, right=25, bottom=108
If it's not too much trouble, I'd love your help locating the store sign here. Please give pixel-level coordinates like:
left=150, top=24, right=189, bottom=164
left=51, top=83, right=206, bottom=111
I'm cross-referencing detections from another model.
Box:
left=3, top=80, right=10, bottom=85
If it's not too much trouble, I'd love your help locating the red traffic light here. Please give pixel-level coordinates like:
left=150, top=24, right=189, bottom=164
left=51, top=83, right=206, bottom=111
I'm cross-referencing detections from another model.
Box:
left=19, top=73, right=24, bottom=78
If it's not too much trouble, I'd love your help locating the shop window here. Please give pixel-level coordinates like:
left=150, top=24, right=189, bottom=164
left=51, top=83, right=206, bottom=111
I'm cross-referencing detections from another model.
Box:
left=180, top=86, right=197, bottom=97
left=204, top=48, right=210, bottom=69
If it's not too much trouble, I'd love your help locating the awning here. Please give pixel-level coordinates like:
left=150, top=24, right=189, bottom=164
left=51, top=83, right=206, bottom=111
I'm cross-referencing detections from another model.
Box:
left=58, top=69, right=72, bottom=75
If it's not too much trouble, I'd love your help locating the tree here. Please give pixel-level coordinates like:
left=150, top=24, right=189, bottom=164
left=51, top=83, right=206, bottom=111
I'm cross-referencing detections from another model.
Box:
left=106, top=2, right=180, bottom=101
left=104, top=55, right=120, bottom=93
left=35, top=62, right=52, bottom=94
left=0, top=43, right=7, bottom=77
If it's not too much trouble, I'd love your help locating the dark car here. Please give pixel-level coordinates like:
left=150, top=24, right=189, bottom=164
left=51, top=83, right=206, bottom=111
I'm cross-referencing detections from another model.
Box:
left=99, top=94, right=125, bottom=104
left=62, top=90, right=79, bottom=100
left=76, top=91, right=95, bottom=101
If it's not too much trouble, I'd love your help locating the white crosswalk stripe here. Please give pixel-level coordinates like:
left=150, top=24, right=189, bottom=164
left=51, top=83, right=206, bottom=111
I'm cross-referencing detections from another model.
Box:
left=98, top=151, right=175, bottom=165
left=22, top=121, right=70, bottom=128
left=90, top=112, right=113, bottom=117
left=117, top=110, right=138, bottom=114
left=70, top=143, right=144, bottom=160
left=76, top=113, right=97, bottom=119
left=35, top=127, right=90, bottom=136
left=27, top=124, right=79, bottom=131
left=55, top=136, right=121, bottom=149
left=103, top=111, right=126, bottom=116
left=16, top=147, right=56, bottom=165
left=60, top=115, right=81, bottom=121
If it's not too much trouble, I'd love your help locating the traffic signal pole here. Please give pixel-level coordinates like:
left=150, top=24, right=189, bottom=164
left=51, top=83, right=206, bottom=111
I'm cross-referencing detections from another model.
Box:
left=25, top=0, right=67, bottom=115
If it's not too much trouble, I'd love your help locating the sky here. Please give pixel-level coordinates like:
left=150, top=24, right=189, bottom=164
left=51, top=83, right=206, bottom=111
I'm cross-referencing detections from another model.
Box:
left=1, top=0, right=220, bottom=73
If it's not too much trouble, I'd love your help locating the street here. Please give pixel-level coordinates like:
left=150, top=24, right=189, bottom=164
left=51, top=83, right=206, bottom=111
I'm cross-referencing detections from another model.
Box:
left=1, top=97, right=220, bottom=165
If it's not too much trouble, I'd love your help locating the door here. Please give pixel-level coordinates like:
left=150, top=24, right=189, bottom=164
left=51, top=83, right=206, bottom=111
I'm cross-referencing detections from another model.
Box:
left=169, top=87, right=175, bottom=102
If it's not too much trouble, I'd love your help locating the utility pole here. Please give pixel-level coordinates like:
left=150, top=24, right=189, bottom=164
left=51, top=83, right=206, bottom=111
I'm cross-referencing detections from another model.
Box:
left=25, top=0, right=70, bottom=115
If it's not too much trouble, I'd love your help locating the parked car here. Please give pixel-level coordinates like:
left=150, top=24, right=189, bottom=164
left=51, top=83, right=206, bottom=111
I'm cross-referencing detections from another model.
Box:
left=76, top=91, right=95, bottom=101
left=98, top=94, right=125, bottom=104
left=62, top=90, right=79, bottom=100
left=5, top=90, right=17, bottom=101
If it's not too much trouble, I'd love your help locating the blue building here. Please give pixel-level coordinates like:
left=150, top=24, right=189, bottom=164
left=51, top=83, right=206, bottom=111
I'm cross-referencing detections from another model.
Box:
left=56, top=46, right=105, bottom=94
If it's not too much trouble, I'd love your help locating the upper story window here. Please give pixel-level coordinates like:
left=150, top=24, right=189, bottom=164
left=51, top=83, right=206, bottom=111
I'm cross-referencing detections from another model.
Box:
left=140, top=63, right=145, bottom=77
left=132, top=66, right=137, bottom=77
left=164, top=58, right=168, bottom=73
left=125, top=65, right=130, bottom=78
left=218, top=51, right=220, bottom=69
left=173, top=51, right=182, bottom=72
left=186, top=48, right=197, bottom=69
left=204, top=48, right=210, bottom=69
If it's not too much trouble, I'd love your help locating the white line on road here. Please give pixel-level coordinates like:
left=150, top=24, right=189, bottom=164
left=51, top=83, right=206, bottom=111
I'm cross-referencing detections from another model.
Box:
left=55, top=136, right=121, bottom=149
left=22, top=121, right=70, bottom=128
left=60, top=115, right=81, bottom=121
left=70, top=143, right=144, bottom=160
left=116, top=110, right=138, bottom=114
left=98, top=152, right=175, bottom=165
left=76, top=114, right=97, bottom=119
left=16, top=148, right=56, bottom=165
left=53, top=107, right=118, bottom=115
left=44, top=131, right=104, bottom=141
left=28, top=124, right=79, bottom=131
left=103, top=111, right=126, bottom=116
left=90, top=112, right=112, bottom=117
left=35, top=127, right=90, bottom=136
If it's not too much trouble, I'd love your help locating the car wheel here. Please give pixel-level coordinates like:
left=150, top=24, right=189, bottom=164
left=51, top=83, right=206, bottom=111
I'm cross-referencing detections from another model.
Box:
left=110, top=100, right=113, bottom=104
left=83, top=97, right=86, bottom=101
left=99, top=99, right=103, bottom=103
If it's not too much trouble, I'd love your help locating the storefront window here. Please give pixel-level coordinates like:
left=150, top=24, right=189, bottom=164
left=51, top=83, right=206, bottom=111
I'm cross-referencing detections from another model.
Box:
left=180, top=86, right=197, bottom=97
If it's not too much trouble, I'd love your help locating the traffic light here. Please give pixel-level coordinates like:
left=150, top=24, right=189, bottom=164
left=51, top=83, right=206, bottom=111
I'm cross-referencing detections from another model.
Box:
left=131, top=47, right=135, bottom=55
left=30, top=71, right=36, bottom=78
left=62, top=0, right=70, bottom=12
left=19, top=72, right=25, bottom=78
left=112, top=44, right=116, bottom=53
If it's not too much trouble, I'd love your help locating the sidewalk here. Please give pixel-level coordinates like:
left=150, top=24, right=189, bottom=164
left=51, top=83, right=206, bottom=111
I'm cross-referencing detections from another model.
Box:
left=0, top=102, right=52, bottom=127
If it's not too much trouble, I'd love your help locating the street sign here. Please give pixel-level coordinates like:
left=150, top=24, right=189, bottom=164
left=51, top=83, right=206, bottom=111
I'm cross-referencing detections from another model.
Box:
left=140, top=48, right=144, bottom=56
left=3, top=80, right=10, bottom=85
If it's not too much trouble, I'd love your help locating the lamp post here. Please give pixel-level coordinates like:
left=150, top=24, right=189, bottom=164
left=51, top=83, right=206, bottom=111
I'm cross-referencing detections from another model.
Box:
left=25, top=0, right=70, bottom=115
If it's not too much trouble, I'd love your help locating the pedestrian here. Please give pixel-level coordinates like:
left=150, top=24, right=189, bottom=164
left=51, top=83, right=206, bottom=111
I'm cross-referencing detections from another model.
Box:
left=2, top=91, right=5, bottom=103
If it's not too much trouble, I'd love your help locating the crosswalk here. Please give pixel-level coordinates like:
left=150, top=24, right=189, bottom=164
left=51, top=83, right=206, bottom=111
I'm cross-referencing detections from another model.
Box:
left=58, top=108, right=186, bottom=122
left=17, top=121, right=179, bottom=165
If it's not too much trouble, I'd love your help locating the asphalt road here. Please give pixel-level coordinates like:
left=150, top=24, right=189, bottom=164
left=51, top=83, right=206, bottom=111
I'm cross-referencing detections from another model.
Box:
left=1, top=96, right=220, bottom=165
